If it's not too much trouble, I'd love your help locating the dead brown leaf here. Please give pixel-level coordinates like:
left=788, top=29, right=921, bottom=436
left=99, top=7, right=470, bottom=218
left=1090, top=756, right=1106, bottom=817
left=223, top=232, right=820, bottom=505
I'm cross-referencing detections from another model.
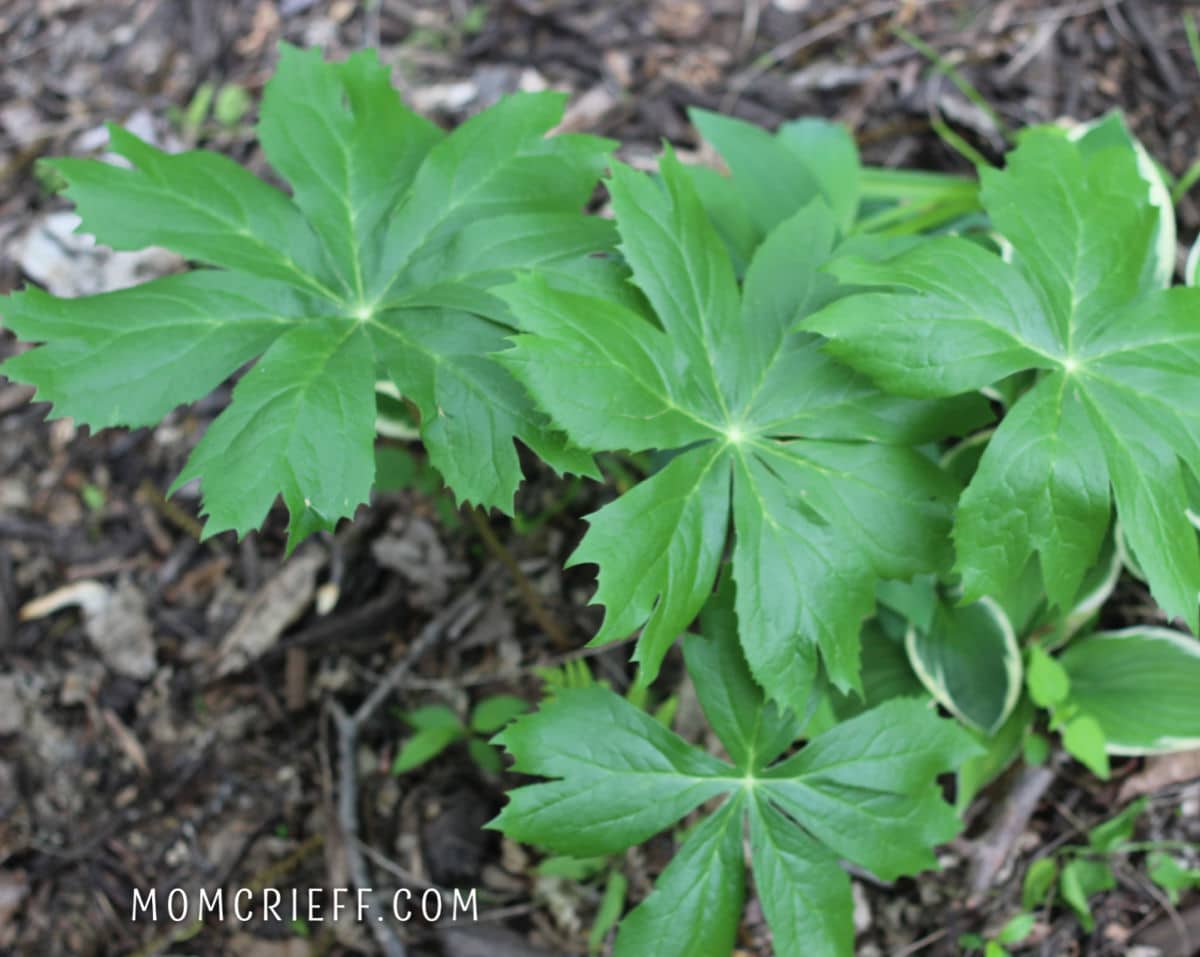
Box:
left=20, top=578, right=157, bottom=679
left=235, top=1, right=281, bottom=57
left=0, top=869, right=28, bottom=939
left=214, top=548, right=325, bottom=676
left=227, top=933, right=312, bottom=957
left=1118, top=750, right=1200, bottom=802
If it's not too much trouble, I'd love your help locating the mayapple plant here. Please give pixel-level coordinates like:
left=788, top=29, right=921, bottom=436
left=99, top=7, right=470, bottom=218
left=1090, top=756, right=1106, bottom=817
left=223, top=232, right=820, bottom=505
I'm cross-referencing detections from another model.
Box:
left=4, top=44, right=1200, bottom=956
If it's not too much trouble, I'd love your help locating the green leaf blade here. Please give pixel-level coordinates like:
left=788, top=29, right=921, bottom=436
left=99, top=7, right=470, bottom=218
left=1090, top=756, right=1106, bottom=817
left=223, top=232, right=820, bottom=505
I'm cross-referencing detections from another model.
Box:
left=369, top=308, right=593, bottom=513
left=1, top=272, right=307, bottom=427
left=490, top=686, right=733, bottom=857
left=171, top=319, right=377, bottom=543
left=374, top=92, right=611, bottom=298
left=905, top=598, right=1023, bottom=734
left=804, top=237, right=1059, bottom=398
left=763, top=698, right=977, bottom=880
left=259, top=44, right=443, bottom=301
left=499, top=276, right=719, bottom=452
left=685, top=580, right=800, bottom=770
left=53, top=127, right=336, bottom=299
left=608, top=153, right=742, bottom=406
left=979, top=127, right=1158, bottom=339
left=955, top=373, right=1111, bottom=609
left=731, top=449, right=867, bottom=702
left=749, top=796, right=853, bottom=957
left=572, top=444, right=731, bottom=681
left=1060, top=628, right=1200, bottom=754
left=612, top=795, right=746, bottom=957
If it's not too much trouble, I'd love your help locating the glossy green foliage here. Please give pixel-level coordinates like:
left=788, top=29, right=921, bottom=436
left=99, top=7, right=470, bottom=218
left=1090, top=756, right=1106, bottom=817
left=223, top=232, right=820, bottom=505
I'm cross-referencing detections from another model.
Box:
left=3, top=47, right=1197, bottom=957
left=1060, top=628, right=1200, bottom=754
left=501, top=149, right=981, bottom=708
left=491, top=585, right=977, bottom=957
left=807, top=122, right=1200, bottom=631
left=2, top=44, right=612, bottom=547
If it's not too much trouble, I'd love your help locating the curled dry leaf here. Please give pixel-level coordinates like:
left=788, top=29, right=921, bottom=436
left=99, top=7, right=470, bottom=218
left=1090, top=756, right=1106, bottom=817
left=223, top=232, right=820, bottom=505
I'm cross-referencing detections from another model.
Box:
left=214, top=547, right=325, bottom=677
left=19, top=579, right=157, bottom=679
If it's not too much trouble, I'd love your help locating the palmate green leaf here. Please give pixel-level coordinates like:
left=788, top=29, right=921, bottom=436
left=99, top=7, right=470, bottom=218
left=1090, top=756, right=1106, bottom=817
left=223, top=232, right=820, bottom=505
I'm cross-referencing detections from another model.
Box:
left=491, top=584, right=977, bottom=957
left=2, top=44, right=613, bottom=544
left=490, top=685, right=732, bottom=857
left=688, top=108, right=862, bottom=268
left=806, top=124, right=1200, bottom=629
left=502, top=153, right=983, bottom=705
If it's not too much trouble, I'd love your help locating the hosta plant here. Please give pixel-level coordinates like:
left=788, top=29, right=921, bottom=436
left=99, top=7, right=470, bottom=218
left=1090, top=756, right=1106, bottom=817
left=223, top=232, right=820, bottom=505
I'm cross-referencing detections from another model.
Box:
left=3, top=43, right=1199, bottom=957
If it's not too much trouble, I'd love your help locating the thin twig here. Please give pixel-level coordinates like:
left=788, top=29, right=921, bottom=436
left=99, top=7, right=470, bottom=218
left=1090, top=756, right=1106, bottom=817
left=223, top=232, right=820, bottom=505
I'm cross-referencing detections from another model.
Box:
left=1120, top=0, right=1182, bottom=93
left=322, top=572, right=500, bottom=957
left=735, top=0, right=762, bottom=62
left=352, top=573, right=494, bottom=725
left=967, top=763, right=1057, bottom=900
left=723, top=0, right=960, bottom=112
left=362, top=0, right=381, bottom=50
left=331, top=701, right=407, bottom=957
left=466, top=507, right=572, bottom=651
left=893, top=927, right=948, bottom=957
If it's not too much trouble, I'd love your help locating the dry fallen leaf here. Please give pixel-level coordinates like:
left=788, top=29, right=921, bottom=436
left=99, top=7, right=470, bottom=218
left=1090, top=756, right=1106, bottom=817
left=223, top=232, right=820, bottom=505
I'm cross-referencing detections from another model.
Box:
left=214, top=548, right=325, bottom=676
left=371, top=516, right=467, bottom=609
left=552, top=85, right=620, bottom=135
left=0, top=870, right=28, bottom=936
left=15, top=212, right=182, bottom=297
left=227, top=934, right=312, bottom=957
left=20, top=579, right=157, bottom=679
left=1118, top=750, right=1200, bottom=803
left=235, top=0, right=281, bottom=56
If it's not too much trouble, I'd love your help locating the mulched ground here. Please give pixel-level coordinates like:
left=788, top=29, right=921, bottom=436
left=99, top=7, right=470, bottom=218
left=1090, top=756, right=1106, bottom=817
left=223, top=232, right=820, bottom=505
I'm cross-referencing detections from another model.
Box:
left=2, top=1, right=1199, bottom=955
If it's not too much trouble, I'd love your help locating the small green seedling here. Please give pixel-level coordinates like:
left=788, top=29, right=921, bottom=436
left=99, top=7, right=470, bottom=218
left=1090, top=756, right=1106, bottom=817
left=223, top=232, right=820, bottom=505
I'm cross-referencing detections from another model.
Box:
left=959, top=911, right=1037, bottom=956
left=392, top=695, right=529, bottom=775
left=1019, top=799, right=1200, bottom=932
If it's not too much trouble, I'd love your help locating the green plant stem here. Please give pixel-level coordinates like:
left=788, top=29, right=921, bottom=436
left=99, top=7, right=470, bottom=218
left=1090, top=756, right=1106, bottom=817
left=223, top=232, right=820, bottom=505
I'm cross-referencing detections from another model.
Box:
left=854, top=195, right=981, bottom=237
left=930, top=112, right=994, bottom=169
left=1171, top=160, right=1200, bottom=205
left=467, top=506, right=573, bottom=651
left=1185, top=12, right=1200, bottom=80
left=893, top=25, right=1010, bottom=141
left=859, top=166, right=978, bottom=202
